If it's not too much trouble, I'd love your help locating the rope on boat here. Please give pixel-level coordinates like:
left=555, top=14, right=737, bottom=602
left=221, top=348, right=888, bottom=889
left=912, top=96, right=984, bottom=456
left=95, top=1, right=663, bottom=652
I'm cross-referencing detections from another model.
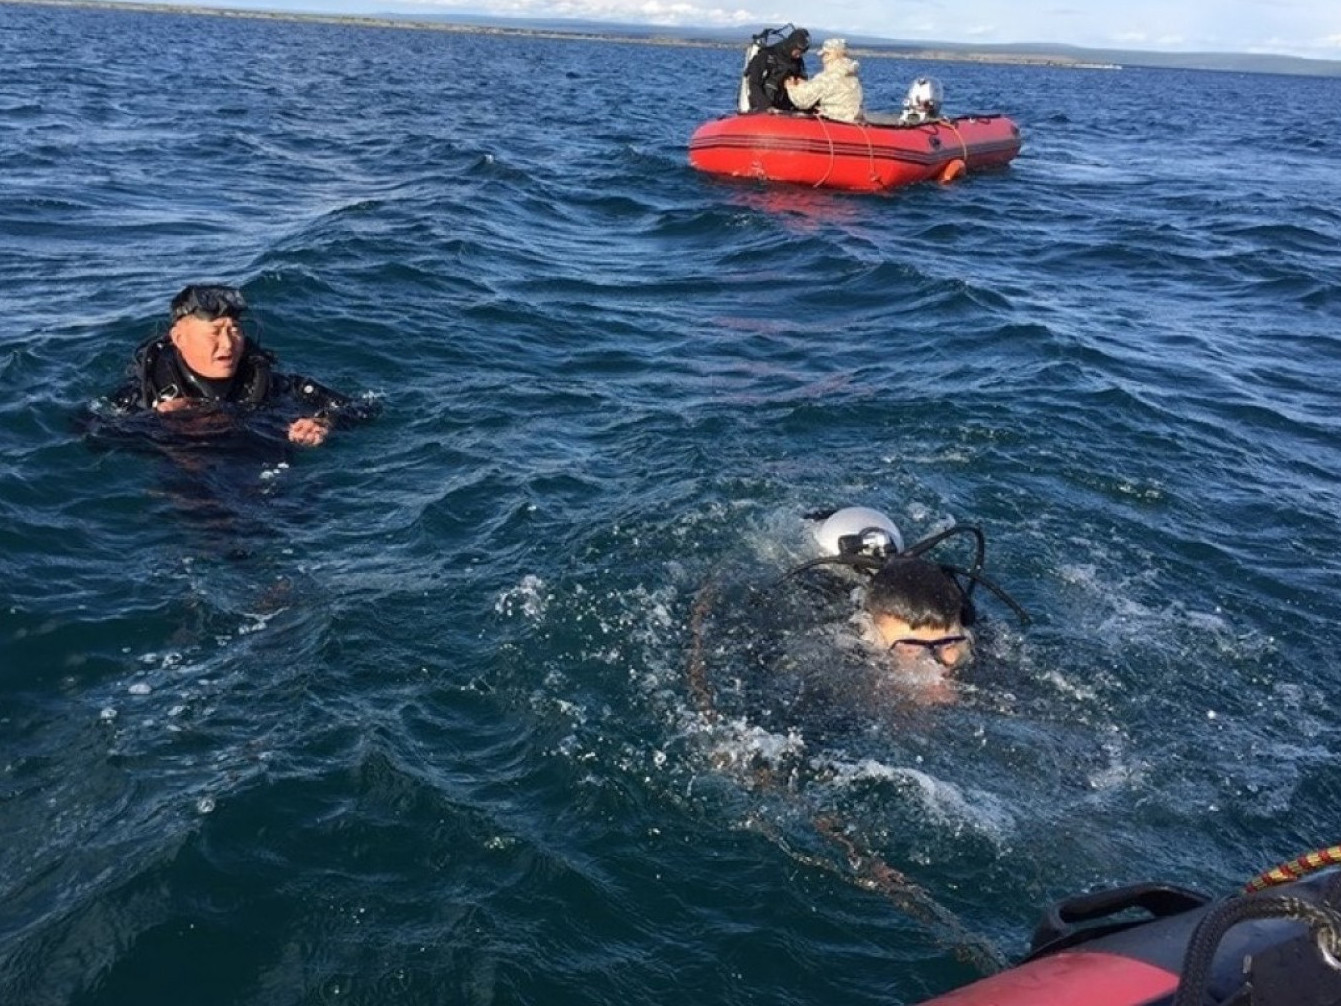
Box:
left=1173, top=892, right=1341, bottom=1006
left=1244, top=844, right=1341, bottom=893
left=861, top=122, right=878, bottom=186
left=813, top=115, right=837, bottom=188
left=928, top=118, right=970, bottom=183
left=942, top=118, right=970, bottom=164
left=1171, top=844, right=1341, bottom=1005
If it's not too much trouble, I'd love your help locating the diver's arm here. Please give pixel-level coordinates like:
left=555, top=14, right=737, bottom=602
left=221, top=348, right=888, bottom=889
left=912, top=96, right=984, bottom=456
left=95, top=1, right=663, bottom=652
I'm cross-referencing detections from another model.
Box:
left=280, top=375, right=337, bottom=446
left=277, top=372, right=378, bottom=445
left=108, top=380, right=147, bottom=413
left=284, top=373, right=379, bottom=429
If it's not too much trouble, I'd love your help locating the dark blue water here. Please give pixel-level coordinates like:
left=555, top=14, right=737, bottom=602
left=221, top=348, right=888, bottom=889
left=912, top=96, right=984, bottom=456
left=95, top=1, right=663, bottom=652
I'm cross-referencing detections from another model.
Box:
left=3, top=4, right=1341, bottom=1003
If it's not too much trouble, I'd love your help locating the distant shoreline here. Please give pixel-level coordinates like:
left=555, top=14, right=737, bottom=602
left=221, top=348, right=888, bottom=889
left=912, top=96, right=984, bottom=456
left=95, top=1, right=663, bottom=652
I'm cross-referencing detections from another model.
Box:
left=8, top=0, right=1341, bottom=75
left=4, top=0, right=724, bottom=47
left=3, top=0, right=1120, bottom=69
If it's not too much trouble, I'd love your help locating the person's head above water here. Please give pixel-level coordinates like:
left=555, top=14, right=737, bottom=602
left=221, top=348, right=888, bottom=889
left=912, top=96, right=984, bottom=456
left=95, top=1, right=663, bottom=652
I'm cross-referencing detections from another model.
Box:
left=865, top=557, right=973, bottom=670
left=100, top=282, right=378, bottom=447
left=167, top=284, right=249, bottom=380
left=788, top=506, right=1028, bottom=659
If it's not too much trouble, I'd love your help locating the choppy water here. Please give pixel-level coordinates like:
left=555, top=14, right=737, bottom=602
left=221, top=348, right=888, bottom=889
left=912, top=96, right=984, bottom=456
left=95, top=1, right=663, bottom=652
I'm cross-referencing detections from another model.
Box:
left=3, top=4, right=1341, bottom=1003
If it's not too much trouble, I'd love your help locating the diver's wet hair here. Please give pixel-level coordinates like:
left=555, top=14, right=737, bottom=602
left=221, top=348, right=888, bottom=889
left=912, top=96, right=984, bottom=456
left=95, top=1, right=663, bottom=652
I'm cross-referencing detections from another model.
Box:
left=866, top=557, right=971, bottom=629
left=170, top=284, right=247, bottom=322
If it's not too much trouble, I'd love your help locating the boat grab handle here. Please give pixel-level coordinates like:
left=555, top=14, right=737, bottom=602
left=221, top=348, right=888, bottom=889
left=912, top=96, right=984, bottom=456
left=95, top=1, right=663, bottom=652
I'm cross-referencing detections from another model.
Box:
left=1028, top=882, right=1210, bottom=956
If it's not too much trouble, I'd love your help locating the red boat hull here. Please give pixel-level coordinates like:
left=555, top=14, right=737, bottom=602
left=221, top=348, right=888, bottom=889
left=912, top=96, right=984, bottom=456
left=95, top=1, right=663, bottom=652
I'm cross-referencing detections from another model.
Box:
left=688, top=113, right=1022, bottom=192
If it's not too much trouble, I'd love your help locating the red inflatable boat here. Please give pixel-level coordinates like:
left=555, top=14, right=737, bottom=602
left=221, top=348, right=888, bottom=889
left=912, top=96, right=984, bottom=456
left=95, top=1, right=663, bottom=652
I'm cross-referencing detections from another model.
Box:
left=688, top=112, right=1021, bottom=192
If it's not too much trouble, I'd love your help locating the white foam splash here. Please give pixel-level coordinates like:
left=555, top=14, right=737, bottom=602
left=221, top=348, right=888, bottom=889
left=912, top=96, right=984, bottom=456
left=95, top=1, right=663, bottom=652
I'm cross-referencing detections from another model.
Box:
left=496, top=574, right=548, bottom=619
left=818, top=756, right=1017, bottom=841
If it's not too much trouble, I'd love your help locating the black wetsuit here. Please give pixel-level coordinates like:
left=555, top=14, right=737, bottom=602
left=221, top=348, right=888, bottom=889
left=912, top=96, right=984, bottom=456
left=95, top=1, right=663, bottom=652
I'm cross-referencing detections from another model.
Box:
left=110, top=336, right=364, bottom=425
left=745, top=34, right=808, bottom=112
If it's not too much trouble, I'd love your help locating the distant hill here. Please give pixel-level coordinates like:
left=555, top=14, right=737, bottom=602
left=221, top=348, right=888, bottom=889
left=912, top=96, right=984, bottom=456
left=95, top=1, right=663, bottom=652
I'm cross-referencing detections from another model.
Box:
left=852, top=38, right=1341, bottom=77
left=382, top=12, right=1341, bottom=77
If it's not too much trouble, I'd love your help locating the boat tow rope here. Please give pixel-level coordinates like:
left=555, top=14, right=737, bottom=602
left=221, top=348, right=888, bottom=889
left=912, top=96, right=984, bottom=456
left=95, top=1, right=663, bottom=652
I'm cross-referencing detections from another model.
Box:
left=1244, top=844, right=1341, bottom=893
left=808, top=816, right=1009, bottom=975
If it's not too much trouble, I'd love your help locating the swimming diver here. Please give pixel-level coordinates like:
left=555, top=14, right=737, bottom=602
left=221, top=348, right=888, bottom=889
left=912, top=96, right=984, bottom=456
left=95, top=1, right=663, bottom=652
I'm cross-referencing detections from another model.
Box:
left=786, top=505, right=1030, bottom=705
left=683, top=504, right=1027, bottom=972
left=106, top=284, right=375, bottom=446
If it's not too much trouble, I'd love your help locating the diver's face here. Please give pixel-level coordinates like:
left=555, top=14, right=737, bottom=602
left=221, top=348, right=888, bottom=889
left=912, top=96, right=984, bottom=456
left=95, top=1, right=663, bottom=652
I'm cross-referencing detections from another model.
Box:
left=170, top=314, right=244, bottom=379
left=873, top=614, right=972, bottom=670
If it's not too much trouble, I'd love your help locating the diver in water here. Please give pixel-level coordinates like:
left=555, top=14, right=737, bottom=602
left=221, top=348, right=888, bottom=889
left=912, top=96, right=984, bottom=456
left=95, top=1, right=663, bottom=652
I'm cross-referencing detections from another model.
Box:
left=688, top=505, right=1028, bottom=721
left=107, top=284, right=371, bottom=447
left=683, top=505, right=1029, bottom=969
left=785, top=506, right=1029, bottom=705
left=744, top=26, right=810, bottom=113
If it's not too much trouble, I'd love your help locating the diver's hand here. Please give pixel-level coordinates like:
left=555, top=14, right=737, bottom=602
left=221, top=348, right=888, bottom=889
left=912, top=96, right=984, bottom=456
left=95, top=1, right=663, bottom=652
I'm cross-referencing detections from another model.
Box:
left=288, top=416, right=331, bottom=446
left=154, top=395, right=192, bottom=413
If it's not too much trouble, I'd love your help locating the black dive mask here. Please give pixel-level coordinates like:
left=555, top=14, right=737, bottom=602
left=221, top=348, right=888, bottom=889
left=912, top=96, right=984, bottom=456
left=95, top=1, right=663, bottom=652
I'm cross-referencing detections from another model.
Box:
left=170, top=285, right=247, bottom=322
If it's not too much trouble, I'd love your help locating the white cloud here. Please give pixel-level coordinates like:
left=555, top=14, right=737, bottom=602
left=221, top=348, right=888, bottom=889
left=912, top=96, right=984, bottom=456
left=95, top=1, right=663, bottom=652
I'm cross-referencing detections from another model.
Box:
left=411, top=0, right=777, bottom=25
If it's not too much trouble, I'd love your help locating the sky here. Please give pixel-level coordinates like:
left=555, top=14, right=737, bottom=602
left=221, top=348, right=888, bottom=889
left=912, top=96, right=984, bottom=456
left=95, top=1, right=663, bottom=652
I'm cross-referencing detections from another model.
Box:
left=218, top=0, right=1341, bottom=60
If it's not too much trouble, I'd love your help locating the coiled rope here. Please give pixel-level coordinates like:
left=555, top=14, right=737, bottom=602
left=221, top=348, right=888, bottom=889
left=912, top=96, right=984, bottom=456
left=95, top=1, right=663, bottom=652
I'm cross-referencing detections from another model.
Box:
left=1173, top=893, right=1341, bottom=1006
left=1174, top=847, right=1341, bottom=1006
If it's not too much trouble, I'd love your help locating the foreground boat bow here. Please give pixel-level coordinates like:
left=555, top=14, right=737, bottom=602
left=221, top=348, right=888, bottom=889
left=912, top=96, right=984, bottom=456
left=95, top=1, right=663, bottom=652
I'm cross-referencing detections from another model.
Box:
left=918, top=848, right=1341, bottom=1006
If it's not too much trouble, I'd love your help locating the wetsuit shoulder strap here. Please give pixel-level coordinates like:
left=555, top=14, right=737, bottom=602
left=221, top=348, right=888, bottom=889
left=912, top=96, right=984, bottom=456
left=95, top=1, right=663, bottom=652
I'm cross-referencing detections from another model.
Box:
left=118, top=336, right=178, bottom=409
left=234, top=341, right=276, bottom=406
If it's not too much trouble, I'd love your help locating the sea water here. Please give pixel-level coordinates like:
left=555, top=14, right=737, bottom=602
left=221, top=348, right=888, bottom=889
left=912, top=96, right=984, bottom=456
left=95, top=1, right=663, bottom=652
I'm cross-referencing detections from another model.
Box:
left=2, top=5, right=1340, bottom=1003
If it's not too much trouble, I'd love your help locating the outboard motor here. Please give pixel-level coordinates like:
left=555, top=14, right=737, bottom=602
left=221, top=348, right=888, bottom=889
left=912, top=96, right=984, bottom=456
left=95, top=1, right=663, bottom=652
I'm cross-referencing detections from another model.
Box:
left=899, top=76, right=945, bottom=123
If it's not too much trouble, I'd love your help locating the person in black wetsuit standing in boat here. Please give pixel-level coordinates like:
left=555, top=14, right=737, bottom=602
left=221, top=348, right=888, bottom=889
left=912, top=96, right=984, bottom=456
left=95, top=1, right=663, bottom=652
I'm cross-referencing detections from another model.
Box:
left=744, top=27, right=810, bottom=113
